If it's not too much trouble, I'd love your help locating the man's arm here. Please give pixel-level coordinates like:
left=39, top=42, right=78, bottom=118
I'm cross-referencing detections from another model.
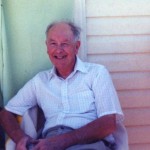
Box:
left=71, top=114, right=116, bottom=144
left=32, top=114, right=116, bottom=150
left=0, top=109, right=31, bottom=148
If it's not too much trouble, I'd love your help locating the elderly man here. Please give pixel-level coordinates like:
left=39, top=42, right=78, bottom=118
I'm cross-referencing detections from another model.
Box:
left=0, top=21, right=128, bottom=150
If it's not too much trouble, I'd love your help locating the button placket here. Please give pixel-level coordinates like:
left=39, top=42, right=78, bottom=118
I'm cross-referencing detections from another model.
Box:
left=56, top=80, right=69, bottom=124
left=61, top=80, right=69, bottom=112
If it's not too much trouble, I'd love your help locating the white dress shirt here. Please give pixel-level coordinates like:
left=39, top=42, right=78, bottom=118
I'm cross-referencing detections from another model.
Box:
left=5, top=57, right=124, bottom=142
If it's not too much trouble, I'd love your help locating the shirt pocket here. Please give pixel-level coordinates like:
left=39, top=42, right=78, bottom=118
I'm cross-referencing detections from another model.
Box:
left=69, top=90, right=95, bottom=113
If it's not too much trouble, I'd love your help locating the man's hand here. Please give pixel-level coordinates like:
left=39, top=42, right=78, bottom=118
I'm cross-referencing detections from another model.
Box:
left=16, top=135, right=33, bottom=150
left=32, top=136, right=66, bottom=150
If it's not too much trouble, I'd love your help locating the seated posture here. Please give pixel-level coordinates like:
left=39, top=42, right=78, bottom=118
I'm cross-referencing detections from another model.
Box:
left=0, top=21, right=128, bottom=150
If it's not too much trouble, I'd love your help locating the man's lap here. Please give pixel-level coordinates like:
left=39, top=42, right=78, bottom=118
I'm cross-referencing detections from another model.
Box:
left=43, top=125, right=113, bottom=150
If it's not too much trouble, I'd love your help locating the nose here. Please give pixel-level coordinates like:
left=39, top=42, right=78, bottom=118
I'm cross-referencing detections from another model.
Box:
left=55, top=45, right=64, bottom=52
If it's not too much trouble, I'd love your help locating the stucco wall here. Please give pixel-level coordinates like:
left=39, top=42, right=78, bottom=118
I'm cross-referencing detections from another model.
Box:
left=0, top=0, right=74, bottom=104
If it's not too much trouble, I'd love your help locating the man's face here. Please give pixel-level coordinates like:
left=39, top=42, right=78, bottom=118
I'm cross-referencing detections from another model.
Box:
left=46, top=23, right=80, bottom=72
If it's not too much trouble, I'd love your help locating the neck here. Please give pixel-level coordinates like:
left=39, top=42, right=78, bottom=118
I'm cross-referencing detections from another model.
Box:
left=56, top=68, right=74, bottom=79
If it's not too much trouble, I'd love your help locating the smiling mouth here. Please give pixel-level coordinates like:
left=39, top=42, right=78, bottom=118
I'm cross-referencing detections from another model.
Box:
left=54, top=55, right=67, bottom=59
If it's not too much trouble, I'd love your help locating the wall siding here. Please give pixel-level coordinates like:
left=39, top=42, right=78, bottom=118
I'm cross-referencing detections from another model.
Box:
left=85, top=0, right=150, bottom=149
left=87, top=35, right=150, bottom=54
left=86, top=0, right=150, bottom=17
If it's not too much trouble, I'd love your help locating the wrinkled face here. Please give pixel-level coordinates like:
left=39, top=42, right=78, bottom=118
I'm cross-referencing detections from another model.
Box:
left=46, top=23, right=80, bottom=72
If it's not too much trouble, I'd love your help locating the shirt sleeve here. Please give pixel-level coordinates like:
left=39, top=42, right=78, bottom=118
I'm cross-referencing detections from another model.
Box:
left=5, top=78, right=37, bottom=116
left=92, top=66, right=124, bottom=122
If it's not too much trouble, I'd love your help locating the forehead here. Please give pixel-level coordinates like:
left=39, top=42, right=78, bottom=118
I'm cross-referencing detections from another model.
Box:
left=47, top=23, right=74, bottom=41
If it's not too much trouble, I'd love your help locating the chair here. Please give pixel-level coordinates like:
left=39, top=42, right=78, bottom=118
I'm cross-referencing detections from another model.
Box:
left=113, top=122, right=129, bottom=150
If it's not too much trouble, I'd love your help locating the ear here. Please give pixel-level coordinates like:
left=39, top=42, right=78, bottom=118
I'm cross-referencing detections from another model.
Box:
left=76, top=41, right=80, bottom=49
left=75, top=41, right=80, bottom=54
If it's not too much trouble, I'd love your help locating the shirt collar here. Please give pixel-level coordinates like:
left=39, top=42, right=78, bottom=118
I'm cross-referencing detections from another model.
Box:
left=48, top=56, right=88, bottom=80
left=74, top=56, right=88, bottom=74
left=48, top=67, right=57, bottom=79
